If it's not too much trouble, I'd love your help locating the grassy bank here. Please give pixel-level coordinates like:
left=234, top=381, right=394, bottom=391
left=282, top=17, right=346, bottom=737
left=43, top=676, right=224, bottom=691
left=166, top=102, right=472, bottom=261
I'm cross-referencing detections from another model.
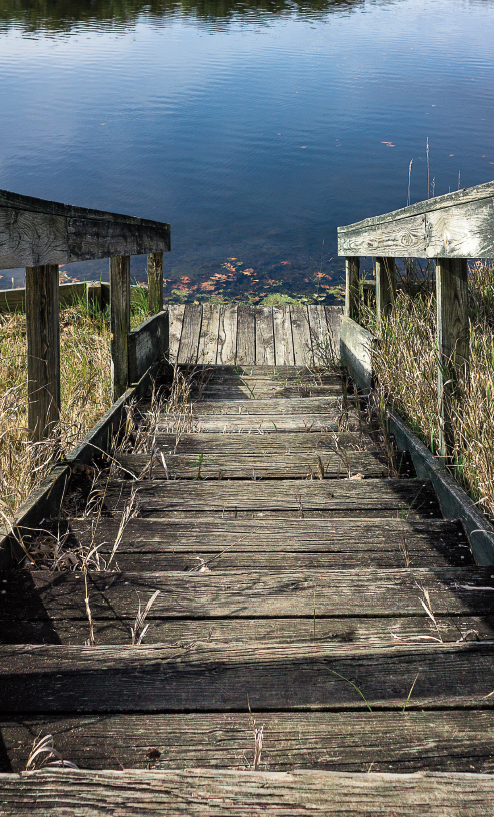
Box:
left=361, top=261, right=494, bottom=523
left=0, top=293, right=149, bottom=521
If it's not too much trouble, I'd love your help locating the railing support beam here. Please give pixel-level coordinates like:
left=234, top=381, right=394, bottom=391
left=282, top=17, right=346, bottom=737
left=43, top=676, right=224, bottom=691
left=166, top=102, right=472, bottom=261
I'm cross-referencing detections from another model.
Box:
left=110, top=255, right=131, bottom=401
left=436, top=258, right=469, bottom=460
left=345, top=256, right=360, bottom=320
left=25, top=264, right=61, bottom=442
left=375, top=256, right=396, bottom=323
left=147, top=252, right=163, bottom=315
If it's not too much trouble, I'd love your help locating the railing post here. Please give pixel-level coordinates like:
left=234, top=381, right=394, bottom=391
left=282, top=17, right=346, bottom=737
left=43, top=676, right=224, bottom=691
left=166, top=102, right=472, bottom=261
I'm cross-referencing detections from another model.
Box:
left=436, top=258, right=469, bottom=460
left=110, top=255, right=130, bottom=401
left=25, top=264, right=61, bottom=441
left=375, top=256, right=396, bottom=324
left=147, top=252, right=163, bottom=315
left=345, top=256, right=360, bottom=320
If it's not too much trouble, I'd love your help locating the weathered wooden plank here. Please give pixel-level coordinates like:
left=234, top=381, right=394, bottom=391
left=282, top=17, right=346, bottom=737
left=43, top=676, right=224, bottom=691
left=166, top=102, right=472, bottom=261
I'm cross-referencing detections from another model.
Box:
left=0, top=188, right=170, bottom=269
left=235, top=304, right=256, bottom=364
left=25, top=264, right=61, bottom=441
left=345, top=257, right=360, bottom=320
left=436, top=258, right=469, bottom=459
left=3, top=711, right=494, bottom=773
left=340, top=316, right=373, bottom=390
left=194, top=384, right=341, bottom=400
left=110, top=255, right=130, bottom=401
left=155, top=432, right=372, bottom=454
left=167, top=305, right=185, bottom=364
left=255, top=306, right=275, bottom=365
left=216, top=304, right=237, bottom=364
left=2, top=641, right=494, bottom=713
left=324, top=305, right=343, bottom=362
left=290, top=305, right=313, bottom=365
left=337, top=179, right=494, bottom=258
left=4, top=566, right=491, bottom=622
left=116, top=450, right=387, bottom=480
left=376, top=257, right=396, bottom=323
left=308, top=305, right=332, bottom=365
left=147, top=252, right=163, bottom=315
left=3, top=610, right=485, bottom=646
left=273, top=306, right=295, bottom=365
left=2, top=767, right=494, bottom=816
left=157, top=413, right=361, bottom=434
left=186, top=397, right=343, bottom=415
left=127, top=311, right=169, bottom=384
left=177, top=304, right=202, bottom=365
left=197, top=304, right=220, bottom=364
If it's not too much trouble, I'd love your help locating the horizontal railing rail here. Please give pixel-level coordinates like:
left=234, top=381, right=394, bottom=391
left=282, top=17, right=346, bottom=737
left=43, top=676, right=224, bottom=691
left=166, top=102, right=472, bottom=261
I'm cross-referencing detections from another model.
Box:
left=0, top=188, right=171, bottom=441
left=338, top=179, right=494, bottom=460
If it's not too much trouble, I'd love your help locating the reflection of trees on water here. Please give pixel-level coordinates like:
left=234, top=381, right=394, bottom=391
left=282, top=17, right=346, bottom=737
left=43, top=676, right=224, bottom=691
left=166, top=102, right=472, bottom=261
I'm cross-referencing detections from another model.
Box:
left=0, top=0, right=366, bottom=32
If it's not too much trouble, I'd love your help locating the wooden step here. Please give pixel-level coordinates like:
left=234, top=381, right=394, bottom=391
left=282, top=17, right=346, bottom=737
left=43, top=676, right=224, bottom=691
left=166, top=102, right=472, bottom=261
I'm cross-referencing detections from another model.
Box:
left=116, top=451, right=389, bottom=480
left=101, top=478, right=441, bottom=518
left=157, top=413, right=363, bottom=433
left=3, top=710, right=494, bottom=773
left=2, top=642, right=494, bottom=714
left=192, top=384, right=342, bottom=399
left=155, top=431, right=376, bottom=454
left=2, top=767, right=494, bottom=815
left=3, top=567, right=493, bottom=621
left=163, top=398, right=350, bottom=416
left=3, top=612, right=490, bottom=646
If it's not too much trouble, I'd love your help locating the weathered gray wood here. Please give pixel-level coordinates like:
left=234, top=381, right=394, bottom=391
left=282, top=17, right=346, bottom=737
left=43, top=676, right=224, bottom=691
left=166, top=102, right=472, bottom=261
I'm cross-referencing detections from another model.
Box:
left=308, top=305, right=329, bottom=365
left=2, top=641, right=494, bottom=713
left=290, top=304, right=313, bottom=365
left=155, top=431, right=380, bottom=453
left=127, top=311, right=169, bottom=384
left=157, top=412, right=361, bottom=433
left=110, top=256, right=130, bottom=401
left=197, top=304, right=220, bottom=364
left=0, top=281, right=101, bottom=313
left=147, top=252, right=163, bottom=315
left=167, top=304, right=185, bottom=364
left=25, top=264, right=61, bottom=441
left=255, top=306, right=275, bottom=365
left=345, top=256, right=360, bottom=319
left=338, top=179, right=494, bottom=258
left=194, top=383, right=341, bottom=400
left=216, top=304, right=237, bottom=364
left=116, top=450, right=387, bottom=480
left=101, top=478, right=440, bottom=517
left=324, top=305, right=343, bottom=362
left=2, top=768, right=494, bottom=816
left=177, top=304, right=202, bottom=365
left=340, top=316, right=373, bottom=390
left=0, top=187, right=170, bottom=269
left=436, top=258, right=469, bottom=459
left=235, top=304, right=256, bottom=364
left=376, top=257, right=396, bottom=323
left=273, top=306, right=295, bottom=365
left=185, top=397, right=343, bottom=415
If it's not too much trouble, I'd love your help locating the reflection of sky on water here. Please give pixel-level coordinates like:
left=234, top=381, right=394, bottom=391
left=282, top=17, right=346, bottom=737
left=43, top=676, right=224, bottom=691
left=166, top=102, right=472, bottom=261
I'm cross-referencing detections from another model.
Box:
left=0, top=0, right=493, bottom=298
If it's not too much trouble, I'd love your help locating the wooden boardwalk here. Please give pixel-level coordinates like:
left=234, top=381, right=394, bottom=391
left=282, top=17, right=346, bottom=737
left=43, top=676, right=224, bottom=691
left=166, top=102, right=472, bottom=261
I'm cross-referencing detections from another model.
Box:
left=1, top=310, right=494, bottom=812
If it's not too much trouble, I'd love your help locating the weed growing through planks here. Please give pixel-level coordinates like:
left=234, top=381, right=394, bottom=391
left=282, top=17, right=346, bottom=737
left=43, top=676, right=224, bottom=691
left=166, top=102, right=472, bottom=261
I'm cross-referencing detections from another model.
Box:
left=327, top=668, right=373, bottom=712
left=247, top=696, right=265, bottom=771
left=416, top=584, right=443, bottom=643
left=130, top=590, right=161, bottom=645
left=26, top=733, right=78, bottom=771
left=402, top=673, right=419, bottom=713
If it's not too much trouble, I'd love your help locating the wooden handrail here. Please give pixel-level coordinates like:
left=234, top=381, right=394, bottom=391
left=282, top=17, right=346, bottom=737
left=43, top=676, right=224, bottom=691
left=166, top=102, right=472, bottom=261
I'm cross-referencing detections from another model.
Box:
left=337, top=179, right=494, bottom=460
left=0, top=189, right=171, bottom=439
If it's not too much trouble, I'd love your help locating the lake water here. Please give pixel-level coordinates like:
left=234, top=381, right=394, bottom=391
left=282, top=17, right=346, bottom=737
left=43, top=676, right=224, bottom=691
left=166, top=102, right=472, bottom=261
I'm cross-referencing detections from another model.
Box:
left=1, top=0, right=493, bottom=302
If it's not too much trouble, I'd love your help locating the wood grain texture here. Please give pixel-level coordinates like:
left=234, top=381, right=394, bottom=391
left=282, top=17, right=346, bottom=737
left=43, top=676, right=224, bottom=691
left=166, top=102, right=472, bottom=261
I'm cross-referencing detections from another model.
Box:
left=273, top=306, right=295, bottom=365
left=345, top=257, right=360, bottom=319
left=197, top=304, right=220, bottom=364
left=235, top=304, right=256, bottom=364
left=3, top=566, right=491, bottom=622
left=338, top=180, right=494, bottom=258
left=128, top=311, right=169, bottom=384
left=110, top=256, right=130, bottom=401
left=255, top=306, right=275, bottom=365
left=116, top=450, right=387, bottom=480
left=290, top=304, right=313, bottom=365
left=147, top=252, right=163, bottom=315
left=167, top=305, right=185, bottom=363
left=308, top=305, right=329, bottom=364
left=3, top=710, right=494, bottom=773
left=2, top=767, right=494, bottom=816
left=25, top=264, right=61, bottom=441
left=157, top=413, right=361, bottom=433
left=177, top=304, right=202, bottom=365
left=153, top=431, right=379, bottom=453
left=216, top=304, right=237, bottom=364
left=186, top=397, right=342, bottom=415
left=2, top=641, right=494, bottom=713
left=324, top=305, right=343, bottom=361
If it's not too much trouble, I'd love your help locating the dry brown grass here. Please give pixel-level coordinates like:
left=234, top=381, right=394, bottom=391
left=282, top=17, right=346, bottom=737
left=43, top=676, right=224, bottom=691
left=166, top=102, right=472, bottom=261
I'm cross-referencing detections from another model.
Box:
left=362, top=261, right=494, bottom=522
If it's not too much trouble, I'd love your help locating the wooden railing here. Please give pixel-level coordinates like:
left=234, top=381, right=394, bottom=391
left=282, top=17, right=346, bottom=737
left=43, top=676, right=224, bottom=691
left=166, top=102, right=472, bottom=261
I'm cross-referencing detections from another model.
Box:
left=0, top=188, right=170, bottom=441
left=338, top=179, right=494, bottom=459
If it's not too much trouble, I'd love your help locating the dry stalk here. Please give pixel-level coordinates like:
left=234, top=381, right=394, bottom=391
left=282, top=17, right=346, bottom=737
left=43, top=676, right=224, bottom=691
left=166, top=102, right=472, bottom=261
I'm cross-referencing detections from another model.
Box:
left=130, top=589, right=161, bottom=645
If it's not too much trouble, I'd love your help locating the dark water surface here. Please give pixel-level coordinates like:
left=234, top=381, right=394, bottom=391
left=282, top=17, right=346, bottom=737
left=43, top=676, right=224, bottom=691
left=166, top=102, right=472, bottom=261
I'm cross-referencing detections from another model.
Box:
left=1, top=0, right=493, bottom=300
